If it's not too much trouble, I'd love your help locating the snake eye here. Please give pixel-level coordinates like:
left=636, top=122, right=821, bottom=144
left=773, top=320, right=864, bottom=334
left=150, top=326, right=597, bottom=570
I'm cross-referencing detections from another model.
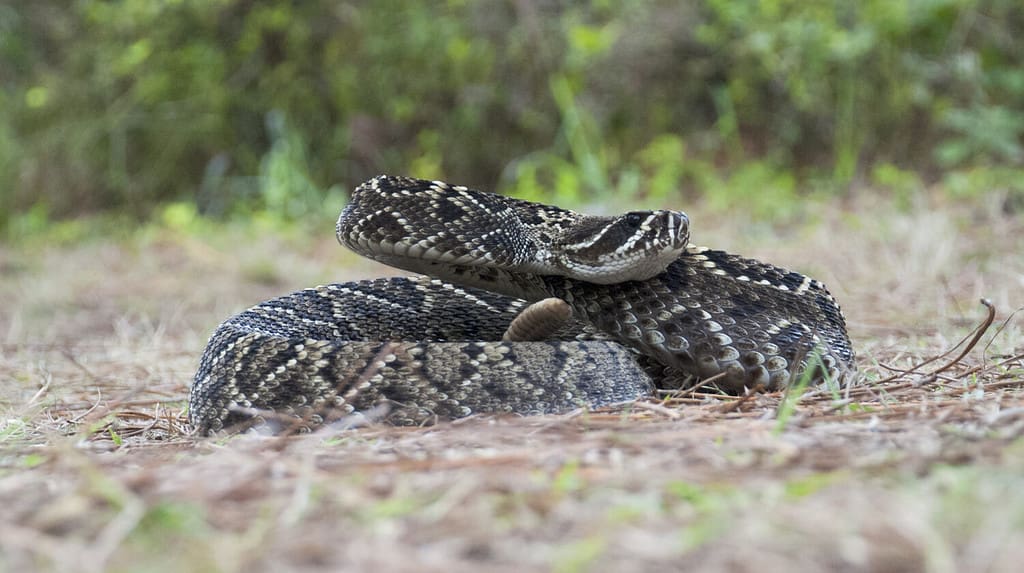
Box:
left=624, top=212, right=645, bottom=227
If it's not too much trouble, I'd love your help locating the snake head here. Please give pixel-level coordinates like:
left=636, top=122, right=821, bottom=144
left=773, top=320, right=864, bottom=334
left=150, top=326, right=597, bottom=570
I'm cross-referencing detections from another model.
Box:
left=551, top=210, right=690, bottom=284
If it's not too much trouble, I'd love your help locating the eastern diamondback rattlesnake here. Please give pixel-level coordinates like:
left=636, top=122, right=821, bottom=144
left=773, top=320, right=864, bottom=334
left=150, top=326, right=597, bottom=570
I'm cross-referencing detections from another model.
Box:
left=189, top=176, right=854, bottom=434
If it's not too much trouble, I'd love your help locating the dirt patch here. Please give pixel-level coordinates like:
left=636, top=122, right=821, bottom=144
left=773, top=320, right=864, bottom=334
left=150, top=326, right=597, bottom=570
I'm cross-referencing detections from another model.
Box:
left=2, top=199, right=1022, bottom=572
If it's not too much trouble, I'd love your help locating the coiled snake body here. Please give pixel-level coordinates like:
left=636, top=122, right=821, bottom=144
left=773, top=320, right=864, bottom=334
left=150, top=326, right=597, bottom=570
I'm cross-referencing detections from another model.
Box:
left=190, top=176, right=854, bottom=434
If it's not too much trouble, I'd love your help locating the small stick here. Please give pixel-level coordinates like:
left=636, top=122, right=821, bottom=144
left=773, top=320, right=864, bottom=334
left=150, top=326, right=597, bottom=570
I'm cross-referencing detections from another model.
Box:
left=929, top=298, right=996, bottom=376
left=632, top=400, right=683, bottom=419
left=873, top=299, right=996, bottom=384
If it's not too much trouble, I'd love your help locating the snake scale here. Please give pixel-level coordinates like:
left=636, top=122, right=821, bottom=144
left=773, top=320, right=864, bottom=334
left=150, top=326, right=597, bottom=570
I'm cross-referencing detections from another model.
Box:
left=189, top=175, right=854, bottom=434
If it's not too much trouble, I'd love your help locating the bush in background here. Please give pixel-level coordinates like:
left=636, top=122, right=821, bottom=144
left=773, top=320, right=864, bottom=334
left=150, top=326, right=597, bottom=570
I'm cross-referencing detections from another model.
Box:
left=1, top=0, right=1022, bottom=231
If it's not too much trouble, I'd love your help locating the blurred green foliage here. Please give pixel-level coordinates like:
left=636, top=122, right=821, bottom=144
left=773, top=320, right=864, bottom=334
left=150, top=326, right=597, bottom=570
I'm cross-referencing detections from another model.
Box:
left=1, top=0, right=1022, bottom=234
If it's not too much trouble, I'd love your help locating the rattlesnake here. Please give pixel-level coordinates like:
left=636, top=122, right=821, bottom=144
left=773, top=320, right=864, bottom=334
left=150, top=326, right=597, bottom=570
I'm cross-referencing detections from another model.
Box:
left=189, top=175, right=854, bottom=434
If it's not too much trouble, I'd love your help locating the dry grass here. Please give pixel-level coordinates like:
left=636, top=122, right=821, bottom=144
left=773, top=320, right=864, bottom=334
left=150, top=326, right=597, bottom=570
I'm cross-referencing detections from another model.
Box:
left=1, top=194, right=1022, bottom=573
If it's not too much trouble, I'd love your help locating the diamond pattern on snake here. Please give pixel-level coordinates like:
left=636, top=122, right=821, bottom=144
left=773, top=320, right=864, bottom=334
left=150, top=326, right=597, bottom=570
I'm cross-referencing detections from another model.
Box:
left=189, top=175, right=854, bottom=434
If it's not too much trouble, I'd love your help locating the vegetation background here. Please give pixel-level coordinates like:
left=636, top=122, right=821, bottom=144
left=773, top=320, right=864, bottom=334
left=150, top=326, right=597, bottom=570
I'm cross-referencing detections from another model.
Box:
left=2, top=2, right=1024, bottom=572
left=3, top=0, right=1023, bottom=232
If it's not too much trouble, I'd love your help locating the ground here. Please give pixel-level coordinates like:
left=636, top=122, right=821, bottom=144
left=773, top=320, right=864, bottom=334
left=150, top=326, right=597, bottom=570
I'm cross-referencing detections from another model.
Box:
left=1, top=193, right=1022, bottom=573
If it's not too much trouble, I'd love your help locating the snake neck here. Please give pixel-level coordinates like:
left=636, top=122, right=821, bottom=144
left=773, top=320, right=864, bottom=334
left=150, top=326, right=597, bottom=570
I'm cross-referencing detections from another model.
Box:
left=369, top=255, right=554, bottom=302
